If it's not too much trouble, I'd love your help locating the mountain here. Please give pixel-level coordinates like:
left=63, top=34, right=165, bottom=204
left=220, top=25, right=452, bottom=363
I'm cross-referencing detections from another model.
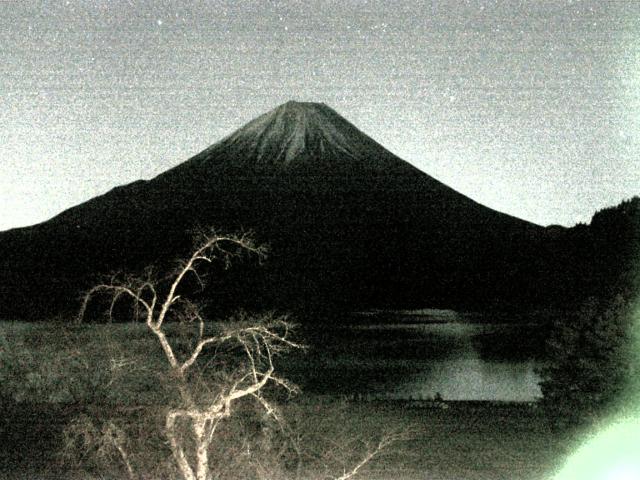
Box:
left=0, top=101, right=557, bottom=320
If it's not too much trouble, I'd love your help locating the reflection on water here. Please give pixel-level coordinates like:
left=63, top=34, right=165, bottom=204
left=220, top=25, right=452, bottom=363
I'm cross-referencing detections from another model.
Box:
left=296, top=315, right=547, bottom=402
left=389, top=356, right=542, bottom=402
left=364, top=322, right=542, bottom=401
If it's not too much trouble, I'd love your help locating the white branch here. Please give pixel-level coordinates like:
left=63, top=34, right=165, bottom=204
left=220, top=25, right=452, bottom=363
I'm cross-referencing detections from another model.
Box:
left=149, top=323, right=179, bottom=369
left=226, top=367, right=275, bottom=406
left=155, top=235, right=256, bottom=329
left=333, top=432, right=408, bottom=480
left=78, top=284, right=152, bottom=323
left=180, top=334, right=232, bottom=373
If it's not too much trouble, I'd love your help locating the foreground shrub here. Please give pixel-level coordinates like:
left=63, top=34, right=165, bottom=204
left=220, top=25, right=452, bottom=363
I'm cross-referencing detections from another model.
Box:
left=539, top=294, right=637, bottom=429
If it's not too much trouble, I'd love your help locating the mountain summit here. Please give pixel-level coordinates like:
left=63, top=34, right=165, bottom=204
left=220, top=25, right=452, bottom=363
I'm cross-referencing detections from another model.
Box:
left=177, top=101, right=418, bottom=175
left=0, top=102, right=551, bottom=319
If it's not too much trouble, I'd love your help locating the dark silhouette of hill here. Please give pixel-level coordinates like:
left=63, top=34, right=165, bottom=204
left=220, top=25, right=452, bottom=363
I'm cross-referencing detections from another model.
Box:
left=546, top=197, right=640, bottom=305
left=0, top=102, right=635, bottom=320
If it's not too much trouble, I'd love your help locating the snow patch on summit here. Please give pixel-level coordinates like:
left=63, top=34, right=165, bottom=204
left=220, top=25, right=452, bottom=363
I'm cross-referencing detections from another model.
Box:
left=221, top=101, right=373, bottom=166
left=186, top=100, right=420, bottom=176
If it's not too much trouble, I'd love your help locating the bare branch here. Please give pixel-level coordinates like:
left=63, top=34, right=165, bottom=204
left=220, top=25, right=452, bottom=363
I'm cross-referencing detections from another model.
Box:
left=104, top=422, right=137, bottom=480
left=155, top=233, right=263, bottom=329
left=149, top=323, right=180, bottom=370
left=333, top=432, right=406, bottom=480
left=243, top=340, right=258, bottom=383
left=77, top=283, right=152, bottom=324
left=180, top=334, right=233, bottom=373
left=227, top=365, right=275, bottom=403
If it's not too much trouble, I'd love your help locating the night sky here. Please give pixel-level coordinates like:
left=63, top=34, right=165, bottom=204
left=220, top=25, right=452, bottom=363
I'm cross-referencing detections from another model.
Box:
left=2, top=0, right=639, bottom=230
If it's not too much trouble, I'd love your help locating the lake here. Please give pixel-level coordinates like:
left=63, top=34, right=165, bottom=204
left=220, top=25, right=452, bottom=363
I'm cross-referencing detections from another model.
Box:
left=0, top=313, right=549, bottom=403
left=291, top=311, right=549, bottom=402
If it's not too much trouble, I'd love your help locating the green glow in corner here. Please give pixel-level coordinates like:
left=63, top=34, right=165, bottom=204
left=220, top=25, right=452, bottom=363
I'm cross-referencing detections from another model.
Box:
left=553, top=417, right=640, bottom=480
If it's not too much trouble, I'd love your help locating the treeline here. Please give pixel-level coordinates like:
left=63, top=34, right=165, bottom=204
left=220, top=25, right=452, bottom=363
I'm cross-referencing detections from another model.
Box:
left=539, top=196, right=640, bottom=310
left=539, top=293, right=638, bottom=429
left=538, top=197, right=639, bottom=429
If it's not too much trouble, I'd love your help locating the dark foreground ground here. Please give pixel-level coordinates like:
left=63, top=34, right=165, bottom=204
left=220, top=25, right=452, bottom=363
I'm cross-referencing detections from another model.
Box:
left=0, top=397, right=569, bottom=480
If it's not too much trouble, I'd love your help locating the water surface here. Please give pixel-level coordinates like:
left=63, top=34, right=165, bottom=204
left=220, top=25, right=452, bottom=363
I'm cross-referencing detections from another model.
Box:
left=293, top=312, right=547, bottom=402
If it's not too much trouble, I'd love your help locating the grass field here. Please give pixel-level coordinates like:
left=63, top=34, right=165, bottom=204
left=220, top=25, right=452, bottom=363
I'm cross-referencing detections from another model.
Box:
left=0, top=321, right=573, bottom=479
left=0, top=398, right=571, bottom=480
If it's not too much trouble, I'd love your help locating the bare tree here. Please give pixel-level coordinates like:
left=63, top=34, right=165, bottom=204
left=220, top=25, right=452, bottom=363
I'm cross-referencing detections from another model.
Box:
left=74, top=230, right=410, bottom=480
left=78, top=231, right=302, bottom=480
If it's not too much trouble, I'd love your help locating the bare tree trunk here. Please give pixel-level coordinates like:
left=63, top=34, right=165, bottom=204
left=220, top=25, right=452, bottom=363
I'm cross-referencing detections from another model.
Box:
left=194, top=418, right=210, bottom=480
left=193, top=418, right=209, bottom=480
left=166, top=412, right=196, bottom=480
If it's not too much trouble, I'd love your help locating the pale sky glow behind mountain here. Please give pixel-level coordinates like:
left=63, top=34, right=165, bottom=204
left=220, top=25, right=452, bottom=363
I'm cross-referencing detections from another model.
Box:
left=1, top=0, right=639, bottom=230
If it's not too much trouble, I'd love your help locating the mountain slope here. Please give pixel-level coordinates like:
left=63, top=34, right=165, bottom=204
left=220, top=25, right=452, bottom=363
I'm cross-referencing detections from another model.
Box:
left=0, top=101, right=550, bottom=319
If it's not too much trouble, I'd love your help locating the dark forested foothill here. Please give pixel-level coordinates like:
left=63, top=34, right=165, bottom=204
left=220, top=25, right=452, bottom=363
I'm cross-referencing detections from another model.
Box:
left=544, top=198, right=640, bottom=308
